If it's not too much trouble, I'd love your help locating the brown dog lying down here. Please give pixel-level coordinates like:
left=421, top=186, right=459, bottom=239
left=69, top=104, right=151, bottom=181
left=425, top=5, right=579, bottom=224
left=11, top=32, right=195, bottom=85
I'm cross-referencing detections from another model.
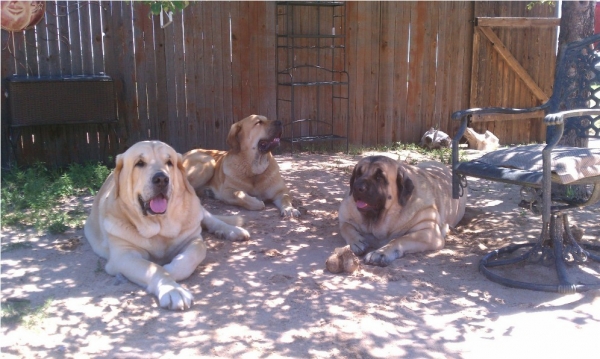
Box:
left=84, top=141, right=249, bottom=311
left=338, top=156, right=467, bottom=267
left=183, top=114, right=300, bottom=218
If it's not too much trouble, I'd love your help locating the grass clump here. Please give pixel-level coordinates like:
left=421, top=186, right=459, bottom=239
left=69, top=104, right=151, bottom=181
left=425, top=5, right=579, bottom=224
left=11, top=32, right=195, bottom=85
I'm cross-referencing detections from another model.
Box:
left=1, top=162, right=110, bottom=234
left=1, top=298, right=53, bottom=328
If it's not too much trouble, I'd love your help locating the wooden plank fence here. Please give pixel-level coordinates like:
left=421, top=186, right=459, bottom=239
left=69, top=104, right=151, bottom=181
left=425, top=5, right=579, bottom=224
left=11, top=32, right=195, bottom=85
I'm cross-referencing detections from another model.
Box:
left=1, top=1, right=558, bottom=168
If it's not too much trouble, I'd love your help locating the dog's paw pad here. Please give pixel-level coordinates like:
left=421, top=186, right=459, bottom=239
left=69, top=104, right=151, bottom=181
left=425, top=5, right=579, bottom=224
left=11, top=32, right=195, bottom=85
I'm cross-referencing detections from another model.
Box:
left=228, top=227, right=250, bottom=241
left=157, top=285, right=193, bottom=311
left=281, top=207, right=301, bottom=218
left=364, top=251, right=392, bottom=267
left=215, top=226, right=250, bottom=241
left=350, top=242, right=368, bottom=256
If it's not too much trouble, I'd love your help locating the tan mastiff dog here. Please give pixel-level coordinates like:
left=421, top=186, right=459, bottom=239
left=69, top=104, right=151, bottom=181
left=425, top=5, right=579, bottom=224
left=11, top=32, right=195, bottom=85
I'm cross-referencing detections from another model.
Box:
left=84, top=141, right=249, bottom=311
left=183, top=114, right=300, bottom=217
left=338, top=156, right=467, bottom=266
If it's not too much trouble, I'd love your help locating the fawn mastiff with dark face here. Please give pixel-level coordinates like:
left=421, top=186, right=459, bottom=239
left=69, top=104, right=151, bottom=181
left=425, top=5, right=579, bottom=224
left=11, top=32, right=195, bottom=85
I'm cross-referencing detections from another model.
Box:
left=338, top=156, right=467, bottom=266
left=183, top=115, right=300, bottom=217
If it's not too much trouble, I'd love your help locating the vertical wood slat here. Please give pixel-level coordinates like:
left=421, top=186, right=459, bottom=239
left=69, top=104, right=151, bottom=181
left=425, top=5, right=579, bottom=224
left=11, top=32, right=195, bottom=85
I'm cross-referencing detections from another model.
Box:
left=405, top=2, right=426, bottom=143
left=133, top=4, right=149, bottom=140
left=171, top=11, right=187, bottom=151
left=57, top=1, right=73, bottom=76
left=89, top=1, right=105, bottom=75
left=153, top=7, right=169, bottom=145
left=229, top=2, right=243, bottom=126
left=433, top=1, right=450, bottom=136
left=1, top=31, right=12, bottom=167
left=79, top=1, right=93, bottom=75
left=121, top=3, right=138, bottom=144
left=200, top=1, right=216, bottom=150
left=22, top=27, right=37, bottom=76
left=217, top=1, right=233, bottom=149
left=259, top=2, right=276, bottom=120
left=68, top=1, right=83, bottom=74
left=352, top=2, right=366, bottom=145
left=420, top=4, right=438, bottom=134
left=393, top=4, right=411, bottom=145
left=191, top=3, right=207, bottom=148
left=43, top=1, right=61, bottom=75
left=363, top=1, right=379, bottom=146
left=162, top=20, right=177, bottom=146
left=209, top=1, right=225, bottom=149
left=183, top=4, right=199, bottom=151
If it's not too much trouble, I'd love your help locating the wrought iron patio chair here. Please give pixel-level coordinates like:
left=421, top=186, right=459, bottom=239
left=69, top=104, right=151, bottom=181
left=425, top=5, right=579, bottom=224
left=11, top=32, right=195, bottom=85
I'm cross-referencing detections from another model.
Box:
left=451, top=33, right=600, bottom=293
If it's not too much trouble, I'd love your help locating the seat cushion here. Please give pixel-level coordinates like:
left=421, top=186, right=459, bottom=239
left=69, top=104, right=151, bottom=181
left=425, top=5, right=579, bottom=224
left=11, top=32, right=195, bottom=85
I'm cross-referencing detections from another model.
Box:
left=474, top=144, right=600, bottom=184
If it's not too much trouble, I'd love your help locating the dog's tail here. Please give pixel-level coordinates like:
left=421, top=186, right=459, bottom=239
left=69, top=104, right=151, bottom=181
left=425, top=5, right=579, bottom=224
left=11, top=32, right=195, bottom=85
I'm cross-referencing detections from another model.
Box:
left=210, top=214, right=245, bottom=227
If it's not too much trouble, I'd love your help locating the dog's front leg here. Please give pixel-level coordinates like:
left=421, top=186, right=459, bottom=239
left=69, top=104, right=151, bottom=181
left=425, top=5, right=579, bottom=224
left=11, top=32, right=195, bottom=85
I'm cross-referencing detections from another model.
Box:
left=273, top=193, right=300, bottom=218
left=163, top=237, right=207, bottom=281
left=219, top=189, right=265, bottom=211
left=105, top=249, right=194, bottom=311
left=364, top=226, right=444, bottom=267
left=340, top=221, right=370, bottom=256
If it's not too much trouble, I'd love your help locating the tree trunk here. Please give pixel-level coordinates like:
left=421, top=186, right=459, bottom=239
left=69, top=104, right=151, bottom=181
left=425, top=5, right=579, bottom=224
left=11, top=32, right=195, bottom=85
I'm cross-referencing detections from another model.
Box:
left=557, top=1, right=595, bottom=149
left=555, top=1, right=596, bottom=200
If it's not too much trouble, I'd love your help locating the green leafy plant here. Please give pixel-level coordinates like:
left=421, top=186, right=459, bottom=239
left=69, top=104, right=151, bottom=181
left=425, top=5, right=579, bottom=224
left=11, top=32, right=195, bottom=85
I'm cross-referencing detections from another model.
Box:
left=526, top=1, right=555, bottom=10
left=143, top=1, right=189, bottom=16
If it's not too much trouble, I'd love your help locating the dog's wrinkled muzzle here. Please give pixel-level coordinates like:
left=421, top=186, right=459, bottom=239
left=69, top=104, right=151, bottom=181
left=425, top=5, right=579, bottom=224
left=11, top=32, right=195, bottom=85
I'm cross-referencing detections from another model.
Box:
left=139, top=171, right=170, bottom=216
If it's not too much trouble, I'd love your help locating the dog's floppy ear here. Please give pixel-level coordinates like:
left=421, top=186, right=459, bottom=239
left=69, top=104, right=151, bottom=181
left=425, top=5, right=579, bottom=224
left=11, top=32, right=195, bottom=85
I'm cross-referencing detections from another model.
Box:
left=176, top=153, right=197, bottom=196
left=226, top=122, right=242, bottom=153
left=113, top=154, right=124, bottom=198
left=396, top=166, right=414, bottom=206
left=349, top=163, right=360, bottom=196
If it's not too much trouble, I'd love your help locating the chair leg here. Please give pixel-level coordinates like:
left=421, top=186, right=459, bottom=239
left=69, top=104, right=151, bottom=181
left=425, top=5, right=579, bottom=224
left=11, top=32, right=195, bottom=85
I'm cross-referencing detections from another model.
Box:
left=479, top=212, right=600, bottom=293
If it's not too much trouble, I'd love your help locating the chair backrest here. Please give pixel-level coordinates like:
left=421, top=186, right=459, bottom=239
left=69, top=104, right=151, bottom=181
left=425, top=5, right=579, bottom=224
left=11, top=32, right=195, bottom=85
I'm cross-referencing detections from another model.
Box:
left=547, top=33, right=600, bottom=138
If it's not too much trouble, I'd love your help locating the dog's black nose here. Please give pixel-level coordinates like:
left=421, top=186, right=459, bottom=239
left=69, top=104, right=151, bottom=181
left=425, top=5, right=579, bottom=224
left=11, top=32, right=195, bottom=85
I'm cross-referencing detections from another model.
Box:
left=354, top=180, right=367, bottom=193
left=152, top=171, right=169, bottom=188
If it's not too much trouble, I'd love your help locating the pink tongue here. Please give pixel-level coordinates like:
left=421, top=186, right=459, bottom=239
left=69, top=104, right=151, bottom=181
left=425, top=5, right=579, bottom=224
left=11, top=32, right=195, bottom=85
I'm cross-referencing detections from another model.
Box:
left=356, top=200, right=368, bottom=209
left=150, top=196, right=168, bottom=213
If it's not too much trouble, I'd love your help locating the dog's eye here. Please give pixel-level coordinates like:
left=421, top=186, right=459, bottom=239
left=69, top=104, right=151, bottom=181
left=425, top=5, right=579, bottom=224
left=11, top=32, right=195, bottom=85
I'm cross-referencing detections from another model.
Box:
left=255, top=120, right=262, bottom=126
left=135, top=160, right=145, bottom=167
left=166, top=159, right=173, bottom=167
left=375, top=171, right=385, bottom=181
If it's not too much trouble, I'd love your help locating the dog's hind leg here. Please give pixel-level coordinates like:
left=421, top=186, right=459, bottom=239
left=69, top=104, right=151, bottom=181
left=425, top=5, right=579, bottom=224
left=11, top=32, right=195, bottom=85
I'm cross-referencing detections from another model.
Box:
left=200, top=206, right=250, bottom=241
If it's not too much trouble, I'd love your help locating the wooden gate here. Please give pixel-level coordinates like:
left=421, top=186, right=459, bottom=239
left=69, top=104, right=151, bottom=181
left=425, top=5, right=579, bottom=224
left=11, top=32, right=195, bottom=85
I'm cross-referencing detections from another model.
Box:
left=468, top=2, right=560, bottom=145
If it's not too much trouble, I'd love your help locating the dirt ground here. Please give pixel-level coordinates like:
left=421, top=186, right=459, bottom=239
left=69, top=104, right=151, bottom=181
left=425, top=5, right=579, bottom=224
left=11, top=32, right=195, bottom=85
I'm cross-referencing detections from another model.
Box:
left=2, top=149, right=599, bottom=358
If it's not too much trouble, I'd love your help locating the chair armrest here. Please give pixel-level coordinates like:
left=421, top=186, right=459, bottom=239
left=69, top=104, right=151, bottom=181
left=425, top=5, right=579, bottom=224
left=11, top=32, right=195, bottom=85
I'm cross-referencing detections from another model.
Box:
left=544, top=108, right=600, bottom=125
left=451, top=105, right=548, bottom=121
left=544, top=108, right=600, bottom=148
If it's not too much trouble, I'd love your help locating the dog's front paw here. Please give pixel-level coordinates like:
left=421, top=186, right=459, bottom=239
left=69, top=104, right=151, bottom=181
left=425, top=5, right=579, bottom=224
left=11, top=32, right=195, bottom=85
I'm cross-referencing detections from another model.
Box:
left=280, top=206, right=301, bottom=218
left=350, top=240, right=369, bottom=256
left=156, top=281, right=194, bottom=310
left=247, top=200, right=266, bottom=211
left=364, top=248, right=402, bottom=267
left=215, top=225, right=250, bottom=241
